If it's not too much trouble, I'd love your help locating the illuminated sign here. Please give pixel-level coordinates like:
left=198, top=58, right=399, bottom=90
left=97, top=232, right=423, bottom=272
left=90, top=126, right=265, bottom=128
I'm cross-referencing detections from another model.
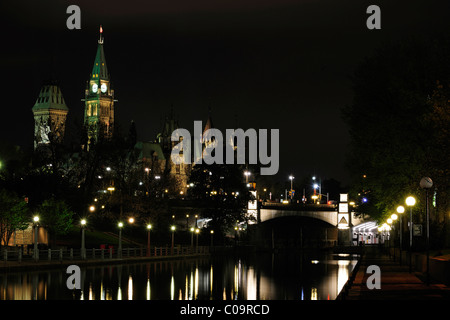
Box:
left=339, top=203, right=348, bottom=213
left=338, top=193, right=349, bottom=229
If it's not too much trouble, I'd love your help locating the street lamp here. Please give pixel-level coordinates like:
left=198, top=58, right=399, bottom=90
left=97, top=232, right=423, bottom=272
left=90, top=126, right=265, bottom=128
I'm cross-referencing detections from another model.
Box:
left=33, top=216, right=39, bottom=261
left=146, top=224, right=152, bottom=257
left=171, top=225, right=176, bottom=255
left=420, top=176, right=433, bottom=285
left=397, top=205, right=405, bottom=265
left=387, top=218, right=393, bottom=258
left=391, top=213, right=398, bottom=261
left=289, top=175, right=294, bottom=200
left=190, top=227, right=195, bottom=249
left=405, top=196, right=416, bottom=272
left=89, top=205, right=95, bottom=213
left=210, top=230, right=214, bottom=247
left=244, top=171, right=250, bottom=183
left=195, top=228, right=200, bottom=253
left=81, top=219, right=87, bottom=260
left=118, top=222, right=124, bottom=258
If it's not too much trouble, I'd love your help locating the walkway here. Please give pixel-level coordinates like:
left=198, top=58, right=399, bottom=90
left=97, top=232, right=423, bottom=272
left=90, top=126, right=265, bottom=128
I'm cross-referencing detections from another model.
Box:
left=340, top=249, right=450, bottom=300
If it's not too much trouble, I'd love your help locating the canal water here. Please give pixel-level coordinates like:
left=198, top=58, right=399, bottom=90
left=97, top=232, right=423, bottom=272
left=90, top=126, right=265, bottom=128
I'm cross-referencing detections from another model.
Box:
left=0, top=252, right=358, bottom=300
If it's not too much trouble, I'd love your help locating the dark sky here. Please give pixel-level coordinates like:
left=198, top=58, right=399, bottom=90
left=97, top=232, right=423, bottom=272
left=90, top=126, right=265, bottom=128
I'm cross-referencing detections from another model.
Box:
left=0, top=0, right=448, bottom=185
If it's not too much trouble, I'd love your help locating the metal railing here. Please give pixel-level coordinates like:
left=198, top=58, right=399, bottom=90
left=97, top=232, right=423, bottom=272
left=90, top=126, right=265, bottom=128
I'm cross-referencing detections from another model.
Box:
left=1, top=245, right=209, bottom=263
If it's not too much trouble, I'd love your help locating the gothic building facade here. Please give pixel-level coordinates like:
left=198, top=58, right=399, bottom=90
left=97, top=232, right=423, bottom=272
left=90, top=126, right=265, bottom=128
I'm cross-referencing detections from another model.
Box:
left=32, top=83, right=69, bottom=150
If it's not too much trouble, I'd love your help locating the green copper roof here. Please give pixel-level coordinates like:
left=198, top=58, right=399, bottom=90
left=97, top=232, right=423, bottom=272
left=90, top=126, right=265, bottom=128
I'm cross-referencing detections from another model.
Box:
left=32, top=84, right=68, bottom=111
left=135, top=141, right=166, bottom=161
left=90, top=40, right=109, bottom=81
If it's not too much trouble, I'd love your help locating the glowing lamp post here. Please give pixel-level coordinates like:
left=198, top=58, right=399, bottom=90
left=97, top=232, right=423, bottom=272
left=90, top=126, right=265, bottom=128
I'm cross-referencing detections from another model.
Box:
left=289, top=175, right=294, bottom=200
left=210, top=230, right=214, bottom=247
left=405, top=196, right=416, bottom=272
left=397, top=205, right=405, bottom=265
left=195, top=228, right=200, bottom=253
left=81, top=219, right=87, bottom=260
left=33, top=216, right=39, bottom=261
left=171, top=225, right=176, bottom=255
left=190, top=227, right=195, bottom=249
left=244, top=171, right=250, bottom=183
left=146, top=224, right=152, bottom=257
left=390, top=214, right=398, bottom=261
left=118, top=222, right=124, bottom=258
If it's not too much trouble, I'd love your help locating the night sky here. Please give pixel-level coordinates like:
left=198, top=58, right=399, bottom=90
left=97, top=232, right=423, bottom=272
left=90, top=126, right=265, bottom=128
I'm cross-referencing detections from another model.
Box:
left=1, top=0, right=448, bottom=185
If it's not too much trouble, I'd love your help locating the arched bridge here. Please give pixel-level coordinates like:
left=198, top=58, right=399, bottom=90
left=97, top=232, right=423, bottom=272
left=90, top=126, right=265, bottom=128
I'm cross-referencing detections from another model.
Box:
left=259, top=202, right=365, bottom=227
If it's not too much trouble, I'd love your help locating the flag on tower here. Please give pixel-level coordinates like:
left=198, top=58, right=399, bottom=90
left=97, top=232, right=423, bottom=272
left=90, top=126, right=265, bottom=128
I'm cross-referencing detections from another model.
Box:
left=100, top=25, right=103, bottom=33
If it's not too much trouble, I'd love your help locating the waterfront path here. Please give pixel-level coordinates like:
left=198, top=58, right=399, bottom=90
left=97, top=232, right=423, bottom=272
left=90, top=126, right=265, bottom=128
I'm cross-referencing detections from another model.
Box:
left=341, top=249, right=450, bottom=300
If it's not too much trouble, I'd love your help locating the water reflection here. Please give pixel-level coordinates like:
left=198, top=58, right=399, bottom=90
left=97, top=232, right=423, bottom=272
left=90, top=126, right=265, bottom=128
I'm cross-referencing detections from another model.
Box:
left=0, top=253, right=358, bottom=300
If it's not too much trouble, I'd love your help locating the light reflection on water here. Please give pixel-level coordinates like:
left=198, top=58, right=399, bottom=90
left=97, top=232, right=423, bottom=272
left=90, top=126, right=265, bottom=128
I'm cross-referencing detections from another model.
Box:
left=0, top=253, right=358, bottom=300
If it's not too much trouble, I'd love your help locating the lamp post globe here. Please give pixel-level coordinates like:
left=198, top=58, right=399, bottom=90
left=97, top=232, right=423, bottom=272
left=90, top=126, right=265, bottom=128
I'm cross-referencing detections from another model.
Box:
left=405, top=196, right=416, bottom=207
left=420, top=177, right=433, bottom=189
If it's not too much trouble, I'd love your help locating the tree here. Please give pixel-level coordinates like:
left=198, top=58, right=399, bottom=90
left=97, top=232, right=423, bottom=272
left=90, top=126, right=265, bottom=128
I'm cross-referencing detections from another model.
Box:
left=187, top=163, right=252, bottom=235
left=0, top=189, right=30, bottom=248
left=342, top=36, right=450, bottom=246
left=424, top=81, right=450, bottom=245
left=37, top=198, right=74, bottom=247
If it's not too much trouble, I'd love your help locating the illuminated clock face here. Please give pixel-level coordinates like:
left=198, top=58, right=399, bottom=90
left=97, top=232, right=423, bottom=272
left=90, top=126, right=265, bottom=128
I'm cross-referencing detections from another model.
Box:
left=92, top=83, right=98, bottom=93
left=101, top=83, right=107, bottom=93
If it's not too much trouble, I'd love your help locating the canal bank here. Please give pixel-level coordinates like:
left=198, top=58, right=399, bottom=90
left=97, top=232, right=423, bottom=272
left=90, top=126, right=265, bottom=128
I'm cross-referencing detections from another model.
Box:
left=0, top=247, right=210, bottom=272
left=337, top=246, right=450, bottom=300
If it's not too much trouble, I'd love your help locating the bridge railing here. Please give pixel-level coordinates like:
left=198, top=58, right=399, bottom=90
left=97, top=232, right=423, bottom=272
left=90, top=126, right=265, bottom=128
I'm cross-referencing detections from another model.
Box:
left=262, top=202, right=337, bottom=211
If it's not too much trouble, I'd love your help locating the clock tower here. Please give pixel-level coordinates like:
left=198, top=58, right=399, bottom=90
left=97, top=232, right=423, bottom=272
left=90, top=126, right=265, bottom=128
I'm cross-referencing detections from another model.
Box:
left=84, top=26, right=115, bottom=146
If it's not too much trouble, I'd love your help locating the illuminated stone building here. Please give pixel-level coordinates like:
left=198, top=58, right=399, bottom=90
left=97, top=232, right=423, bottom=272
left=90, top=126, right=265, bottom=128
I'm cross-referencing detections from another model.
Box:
left=32, top=83, right=69, bottom=150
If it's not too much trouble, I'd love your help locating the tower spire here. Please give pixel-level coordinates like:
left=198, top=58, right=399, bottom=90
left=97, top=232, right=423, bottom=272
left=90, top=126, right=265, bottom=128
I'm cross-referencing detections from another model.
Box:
left=99, top=25, right=103, bottom=44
